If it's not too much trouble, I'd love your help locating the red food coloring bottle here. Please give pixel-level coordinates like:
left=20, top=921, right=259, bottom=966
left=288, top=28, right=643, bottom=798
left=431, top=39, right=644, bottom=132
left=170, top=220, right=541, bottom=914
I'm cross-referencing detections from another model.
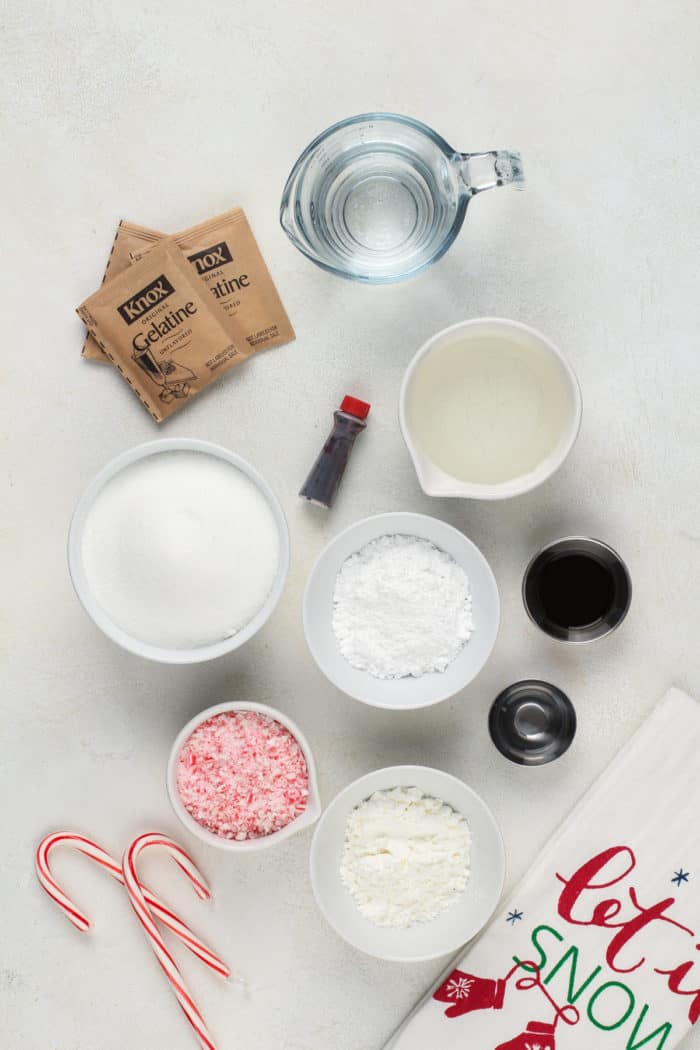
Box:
left=299, top=395, right=370, bottom=508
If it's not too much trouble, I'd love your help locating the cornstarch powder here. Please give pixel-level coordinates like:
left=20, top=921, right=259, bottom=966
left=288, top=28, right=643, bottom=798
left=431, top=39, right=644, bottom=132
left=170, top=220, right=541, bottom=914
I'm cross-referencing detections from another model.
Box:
left=332, top=534, right=474, bottom=679
left=340, top=787, right=471, bottom=927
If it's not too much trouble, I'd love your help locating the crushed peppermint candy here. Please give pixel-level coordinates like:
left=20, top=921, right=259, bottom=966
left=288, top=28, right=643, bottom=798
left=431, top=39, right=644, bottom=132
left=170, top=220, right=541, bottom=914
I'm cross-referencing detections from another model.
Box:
left=176, top=711, right=309, bottom=840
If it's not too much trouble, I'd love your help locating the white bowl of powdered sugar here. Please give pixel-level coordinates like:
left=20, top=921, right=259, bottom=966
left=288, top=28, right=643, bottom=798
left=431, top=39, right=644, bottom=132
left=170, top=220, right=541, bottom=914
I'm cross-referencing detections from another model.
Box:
left=68, top=439, right=289, bottom=663
left=303, top=512, right=499, bottom=708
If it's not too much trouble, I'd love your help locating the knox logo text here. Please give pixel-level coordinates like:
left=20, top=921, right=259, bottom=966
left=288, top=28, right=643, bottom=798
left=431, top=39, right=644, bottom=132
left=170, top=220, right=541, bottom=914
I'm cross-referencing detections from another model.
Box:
left=187, top=241, right=233, bottom=275
left=117, top=275, right=176, bottom=324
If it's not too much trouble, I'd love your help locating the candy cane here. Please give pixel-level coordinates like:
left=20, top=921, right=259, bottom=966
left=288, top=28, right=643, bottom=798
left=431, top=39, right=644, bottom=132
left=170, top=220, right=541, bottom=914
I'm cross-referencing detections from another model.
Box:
left=123, top=833, right=219, bottom=1050
left=35, top=832, right=229, bottom=978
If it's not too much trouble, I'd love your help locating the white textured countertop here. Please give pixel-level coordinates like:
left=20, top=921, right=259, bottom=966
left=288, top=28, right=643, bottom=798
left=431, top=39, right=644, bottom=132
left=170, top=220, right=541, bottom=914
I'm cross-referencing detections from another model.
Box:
left=2, top=2, right=699, bottom=1047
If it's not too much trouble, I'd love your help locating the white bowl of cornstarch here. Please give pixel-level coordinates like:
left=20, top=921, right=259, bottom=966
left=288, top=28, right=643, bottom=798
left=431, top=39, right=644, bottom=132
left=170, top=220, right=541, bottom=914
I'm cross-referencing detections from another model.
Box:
left=310, top=765, right=505, bottom=962
left=68, top=438, right=289, bottom=663
left=303, top=512, right=500, bottom=709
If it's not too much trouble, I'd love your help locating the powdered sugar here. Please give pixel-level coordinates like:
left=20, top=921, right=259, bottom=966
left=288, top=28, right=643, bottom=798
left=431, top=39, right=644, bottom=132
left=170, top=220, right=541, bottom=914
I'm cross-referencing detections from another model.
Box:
left=176, top=711, right=309, bottom=840
left=332, top=534, right=474, bottom=679
left=339, top=786, right=471, bottom=927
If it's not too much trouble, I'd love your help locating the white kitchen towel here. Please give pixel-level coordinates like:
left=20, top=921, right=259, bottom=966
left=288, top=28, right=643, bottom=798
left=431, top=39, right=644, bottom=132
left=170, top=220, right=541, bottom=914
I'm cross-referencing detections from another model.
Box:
left=385, top=688, right=700, bottom=1050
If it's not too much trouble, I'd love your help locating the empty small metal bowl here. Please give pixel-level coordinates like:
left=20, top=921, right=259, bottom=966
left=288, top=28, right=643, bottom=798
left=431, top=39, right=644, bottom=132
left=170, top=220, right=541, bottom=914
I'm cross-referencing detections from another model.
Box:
left=522, top=536, right=632, bottom=643
left=489, top=680, right=576, bottom=765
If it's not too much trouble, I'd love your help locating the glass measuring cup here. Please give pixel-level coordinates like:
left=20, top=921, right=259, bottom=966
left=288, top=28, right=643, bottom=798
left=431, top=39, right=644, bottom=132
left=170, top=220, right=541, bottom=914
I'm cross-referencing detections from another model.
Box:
left=280, top=113, right=523, bottom=283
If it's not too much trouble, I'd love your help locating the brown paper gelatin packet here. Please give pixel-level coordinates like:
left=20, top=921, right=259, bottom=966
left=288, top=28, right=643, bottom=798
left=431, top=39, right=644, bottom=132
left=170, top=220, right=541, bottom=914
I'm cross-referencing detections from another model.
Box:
left=82, top=221, right=164, bottom=362
left=131, top=208, right=295, bottom=354
left=77, top=238, right=245, bottom=422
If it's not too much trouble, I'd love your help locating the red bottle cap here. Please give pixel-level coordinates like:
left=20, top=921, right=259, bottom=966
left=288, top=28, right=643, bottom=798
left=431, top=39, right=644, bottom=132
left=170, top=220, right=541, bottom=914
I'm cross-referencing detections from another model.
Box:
left=340, top=395, right=371, bottom=420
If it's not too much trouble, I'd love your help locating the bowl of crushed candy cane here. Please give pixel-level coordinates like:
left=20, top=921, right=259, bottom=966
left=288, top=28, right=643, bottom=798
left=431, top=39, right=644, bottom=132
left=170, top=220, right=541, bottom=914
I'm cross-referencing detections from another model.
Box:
left=167, top=702, right=321, bottom=851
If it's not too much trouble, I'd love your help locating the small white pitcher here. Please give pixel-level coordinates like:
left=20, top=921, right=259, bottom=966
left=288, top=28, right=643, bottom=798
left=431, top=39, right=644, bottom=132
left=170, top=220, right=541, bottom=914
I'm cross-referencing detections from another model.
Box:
left=399, top=318, right=582, bottom=501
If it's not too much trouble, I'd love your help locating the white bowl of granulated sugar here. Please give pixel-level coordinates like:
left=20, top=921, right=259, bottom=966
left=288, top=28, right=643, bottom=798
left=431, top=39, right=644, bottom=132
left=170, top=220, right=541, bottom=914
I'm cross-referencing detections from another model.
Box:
left=68, top=439, right=289, bottom=663
left=310, top=765, right=505, bottom=962
left=303, top=512, right=500, bottom=709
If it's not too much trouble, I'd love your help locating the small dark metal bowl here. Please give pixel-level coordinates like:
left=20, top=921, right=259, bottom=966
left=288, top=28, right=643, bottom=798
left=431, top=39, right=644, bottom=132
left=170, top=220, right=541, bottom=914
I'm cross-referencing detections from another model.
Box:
left=522, top=535, right=632, bottom=643
left=489, top=680, right=576, bottom=766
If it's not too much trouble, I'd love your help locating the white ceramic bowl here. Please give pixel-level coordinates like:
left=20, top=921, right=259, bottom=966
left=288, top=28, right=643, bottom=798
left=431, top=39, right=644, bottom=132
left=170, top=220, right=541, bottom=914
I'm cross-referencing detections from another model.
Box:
left=68, top=438, right=290, bottom=663
left=303, top=512, right=499, bottom=709
left=399, top=318, right=582, bottom=500
left=167, top=701, right=321, bottom=852
left=310, top=765, right=505, bottom=962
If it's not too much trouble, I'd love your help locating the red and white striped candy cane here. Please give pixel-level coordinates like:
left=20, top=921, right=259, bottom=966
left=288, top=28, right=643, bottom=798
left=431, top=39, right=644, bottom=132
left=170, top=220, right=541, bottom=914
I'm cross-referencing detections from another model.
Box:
left=123, top=832, right=219, bottom=1050
left=35, top=832, right=229, bottom=978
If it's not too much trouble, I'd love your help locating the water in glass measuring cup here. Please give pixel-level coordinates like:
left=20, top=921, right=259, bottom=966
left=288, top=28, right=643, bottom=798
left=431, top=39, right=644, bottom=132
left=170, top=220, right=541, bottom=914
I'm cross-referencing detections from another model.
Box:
left=280, top=113, right=523, bottom=283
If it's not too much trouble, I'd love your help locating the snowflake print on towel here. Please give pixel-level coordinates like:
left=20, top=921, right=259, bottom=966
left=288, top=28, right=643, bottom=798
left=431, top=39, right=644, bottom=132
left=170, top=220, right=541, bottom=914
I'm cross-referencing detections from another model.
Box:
left=433, top=968, right=506, bottom=1018
left=446, top=975, right=475, bottom=1000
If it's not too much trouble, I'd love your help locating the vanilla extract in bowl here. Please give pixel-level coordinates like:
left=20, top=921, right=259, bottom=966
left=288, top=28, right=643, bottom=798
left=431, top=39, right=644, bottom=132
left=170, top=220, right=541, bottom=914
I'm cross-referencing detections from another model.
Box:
left=523, top=537, right=631, bottom=643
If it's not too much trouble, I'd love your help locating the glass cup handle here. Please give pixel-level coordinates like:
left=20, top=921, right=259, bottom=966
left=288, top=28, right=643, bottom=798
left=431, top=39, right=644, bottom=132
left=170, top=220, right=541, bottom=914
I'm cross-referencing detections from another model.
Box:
left=459, top=150, right=524, bottom=195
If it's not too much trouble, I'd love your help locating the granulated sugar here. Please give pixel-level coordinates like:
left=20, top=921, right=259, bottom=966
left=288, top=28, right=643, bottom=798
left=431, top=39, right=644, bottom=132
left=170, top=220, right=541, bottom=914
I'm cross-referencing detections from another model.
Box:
left=176, top=710, right=309, bottom=840
left=332, top=534, right=474, bottom=679
left=80, top=451, right=280, bottom=649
